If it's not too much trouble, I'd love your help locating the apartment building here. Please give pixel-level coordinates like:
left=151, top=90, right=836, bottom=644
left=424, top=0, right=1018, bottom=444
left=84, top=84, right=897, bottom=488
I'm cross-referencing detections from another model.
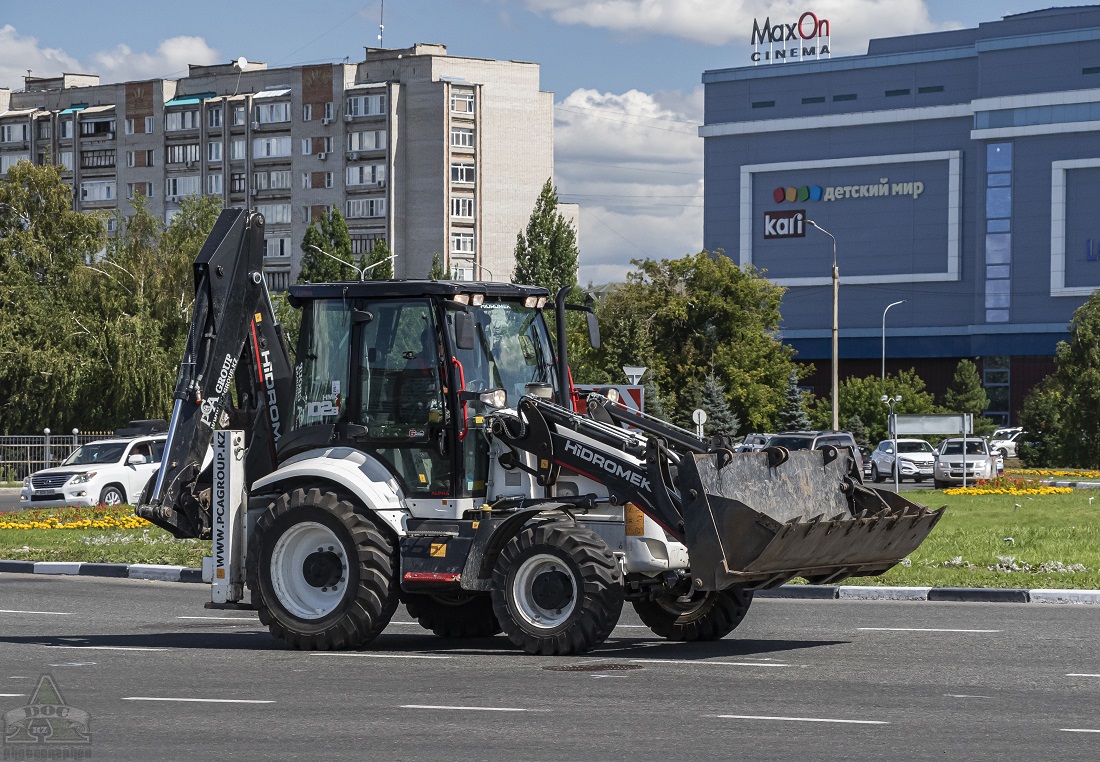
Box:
left=0, top=44, right=555, bottom=289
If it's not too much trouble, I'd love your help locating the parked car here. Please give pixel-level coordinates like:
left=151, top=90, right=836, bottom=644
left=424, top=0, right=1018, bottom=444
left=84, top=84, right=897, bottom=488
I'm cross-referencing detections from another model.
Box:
left=736, top=433, right=771, bottom=453
left=932, top=437, right=996, bottom=488
left=764, top=430, right=865, bottom=474
left=870, top=438, right=936, bottom=483
left=20, top=434, right=166, bottom=507
left=857, top=445, right=873, bottom=480
left=990, top=429, right=1027, bottom=458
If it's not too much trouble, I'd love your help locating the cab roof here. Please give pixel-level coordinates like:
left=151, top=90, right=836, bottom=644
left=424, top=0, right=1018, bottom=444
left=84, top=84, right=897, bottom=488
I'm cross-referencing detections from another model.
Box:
left=288, top=280, right=550, bottom=304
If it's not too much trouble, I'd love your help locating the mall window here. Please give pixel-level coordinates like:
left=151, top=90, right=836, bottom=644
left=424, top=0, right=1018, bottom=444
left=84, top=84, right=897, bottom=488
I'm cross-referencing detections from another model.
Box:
left=885, top=88, right=910, bottom=97
left=801, top=96, right=825, bottom=104
left=833, top=93, right=857, bottom=102
left=984, top=143, right=1013, bottom=323
left=983, top=357, right=1010, bottom=426
left=917, top=85, right=944, bottom=94
left=1084, top=66, right=1100, bottom=75
left=751, top=100, right=775, bottom=109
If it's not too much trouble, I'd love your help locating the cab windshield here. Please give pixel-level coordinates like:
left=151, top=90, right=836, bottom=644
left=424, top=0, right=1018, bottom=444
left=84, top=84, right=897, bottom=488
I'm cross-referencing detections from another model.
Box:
left=63, top=443, right=126, bottom=466
left=449, top=300, right=556, bottom=407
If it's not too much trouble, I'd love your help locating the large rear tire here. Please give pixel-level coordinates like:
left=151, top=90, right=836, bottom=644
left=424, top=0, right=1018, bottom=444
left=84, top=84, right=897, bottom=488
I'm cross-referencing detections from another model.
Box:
left=248, top=488, right=398, bottom=650
left=403, top=593, right=501, bottom=638
left=633, top=586, right=753, bottom=641
left=491, top=522, right=623, bottom=655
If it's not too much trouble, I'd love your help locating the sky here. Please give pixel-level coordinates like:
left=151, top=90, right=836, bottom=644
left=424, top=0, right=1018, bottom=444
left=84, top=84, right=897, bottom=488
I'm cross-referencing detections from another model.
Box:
left=2, top=0, right=1097, bottom=283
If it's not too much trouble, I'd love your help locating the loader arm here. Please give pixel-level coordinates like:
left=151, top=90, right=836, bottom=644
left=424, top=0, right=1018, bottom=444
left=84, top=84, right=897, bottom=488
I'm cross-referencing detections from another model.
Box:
left=137, top=208, right=293, bottom=539
left=488, top=394, right=944, bottom=591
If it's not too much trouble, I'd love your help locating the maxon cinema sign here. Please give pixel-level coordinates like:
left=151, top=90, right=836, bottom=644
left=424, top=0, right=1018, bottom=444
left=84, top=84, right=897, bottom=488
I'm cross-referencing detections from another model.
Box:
left=751, top=11, right=831, bottom=63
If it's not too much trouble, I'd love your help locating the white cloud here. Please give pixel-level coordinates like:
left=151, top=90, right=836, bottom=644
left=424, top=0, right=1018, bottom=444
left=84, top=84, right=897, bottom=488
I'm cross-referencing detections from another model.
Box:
left=554, top=87, right=703, bottom=285
left=528, top=0, right=945, bottom=53
left=0, top=26, right=219, bottom=90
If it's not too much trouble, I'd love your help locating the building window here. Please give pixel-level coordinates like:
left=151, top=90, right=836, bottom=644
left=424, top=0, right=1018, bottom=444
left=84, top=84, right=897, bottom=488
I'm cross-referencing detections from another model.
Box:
left=165, top=110, right=199, bottom=131
left=165, top=175, right=201, bottom=199
left=126, top=182, right=151, bottom=199
left=324, top=102, right=334, bottom=121
left=345, top=198, right=386, bottom=218
left=208, top=107, right=222, bottom=128
left=983, top=357, right=1010, bottom=425
left=450, top=127, right=474, bottom=148
left=751, top=100, right=775, bottom=109
left=80, top=119, right=115, bottom=138
left=450, top=163, right=476, bottom=184
left=0, top=154, right=29, bottom=174
left=37, top=121, right=50, bottom=139
left=256, top=203, right=292, bottom=224
left=303, top=104, right=313, bottom=121
left=59, top=120, right=73, bottom=139
left=984, top=143, right=1013, bottom=323
left=451, top=92, right=475, bottom=114
left=801, top=96, right=825, bottom=104
left=57, top=151, right=73, bottom=171
left=0, top=124, right=28, bottom=143
left=346, top=163, right=386, bottom=186
left=451, top=197, right=474, bottom=218
left=451, top=231, right=475, bottom=254
left=166, top=143, right=201, bottom=164
left=252, top=136, right=292, bottom=158
left=144, top=116, right=155, bottom=133
left=80, top=180, right=115, bottom=202
left=346, top=94, right=386, bottom=117
left=233, top=105, right=246, bottom=126
left=1083, top=66, right=1100, bottom=75
left=323, top=172, right=333, bottom=189
left=301, top=138, right=312, bottom=156
left=254, top=102, right=290, bottom=124
left=230, top=137, right=246, bottom=160
left=885, top=88, right=910, bottom=97
left=230, top=173, right=247, bottom=193
left=832, top=93, right=857, bottom=102
left=348, top=129, right=386, bottom=151
left=80, top=149, right=115, bottom=169
left=123, top=118, right=134, bottom=135
left=265, top=236, right=291, bottom=257
left=254, top=171, right=268, bottom=190
left=270, top=170, right=292, bottom=189
left=207, top=174, right=223, bottom=194
left=207, top=141, right=222, bottom=162
left=918, top=85, right=944, bottom=94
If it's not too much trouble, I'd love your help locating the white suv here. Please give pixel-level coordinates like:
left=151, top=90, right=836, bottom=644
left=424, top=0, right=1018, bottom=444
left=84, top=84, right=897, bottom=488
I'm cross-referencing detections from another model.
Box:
left=20, top=435, right=166, bottom=507
left=870, top=438, right=936, bottom=483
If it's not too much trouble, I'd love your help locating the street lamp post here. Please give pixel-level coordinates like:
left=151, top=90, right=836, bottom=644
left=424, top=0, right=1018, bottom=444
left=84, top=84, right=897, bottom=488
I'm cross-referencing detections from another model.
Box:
left=881, top=300, right=906, bottom=380
left=882, top=394, right=902, bottom=492
left=808, top=220, right=839, bottom=430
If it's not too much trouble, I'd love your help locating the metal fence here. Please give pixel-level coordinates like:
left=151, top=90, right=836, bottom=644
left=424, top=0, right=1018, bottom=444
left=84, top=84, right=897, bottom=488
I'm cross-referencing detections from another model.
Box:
left=0, top=431, right=114, bottom=482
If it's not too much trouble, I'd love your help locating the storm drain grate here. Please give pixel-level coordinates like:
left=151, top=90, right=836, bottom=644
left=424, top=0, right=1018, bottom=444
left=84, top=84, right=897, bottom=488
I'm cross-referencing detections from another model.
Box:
left=542, top=663, right=644, bottom=672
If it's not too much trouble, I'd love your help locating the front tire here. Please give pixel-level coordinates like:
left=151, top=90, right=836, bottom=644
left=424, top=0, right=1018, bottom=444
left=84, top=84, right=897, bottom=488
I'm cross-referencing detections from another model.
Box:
left=403, top=593, right=501, bottom=638
left=870, top=464, right=883, bottom=483
left=99, top=484, right=125, bottom=506
left=248, top=488, right=398, bottom=650
left=491, top=522, right=623, bottom=655
left=633, top=586, right=753, bottom=641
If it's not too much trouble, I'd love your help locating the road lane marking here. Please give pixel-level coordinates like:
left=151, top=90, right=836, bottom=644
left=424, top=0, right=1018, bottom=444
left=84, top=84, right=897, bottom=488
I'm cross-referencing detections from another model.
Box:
left=717, top=714, right=888, bottom=725
left=0, top=609, right=72, bottom=616
left=309, top=653, right=451, bottom=660
left=1060, top=729, right=1100, bottom=733
left=44, top=646, right=168, bottom=652
left=177, top=616, right=257, bottom=621
left=401, top=705, right=529, bottom=712
left=122, top=697, right=274, bottom=704
left=946, top=694, right=992, bottom=699
left=0, top=694, right=25, bottom=697
left=858, top=627, right=1001, bottom=633
left=632, top=658, right=791, bottom=667
left=1067, top=673, right=1100, bottom=677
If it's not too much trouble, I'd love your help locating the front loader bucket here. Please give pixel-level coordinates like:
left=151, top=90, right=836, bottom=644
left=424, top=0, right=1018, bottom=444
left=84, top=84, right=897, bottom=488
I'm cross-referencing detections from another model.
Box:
left=680, top=449, right=944, bottom=591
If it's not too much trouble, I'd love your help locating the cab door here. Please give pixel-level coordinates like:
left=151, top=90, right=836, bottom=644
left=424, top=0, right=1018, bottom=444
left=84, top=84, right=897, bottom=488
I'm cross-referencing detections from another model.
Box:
left=350, top=299, right=455, bottom=497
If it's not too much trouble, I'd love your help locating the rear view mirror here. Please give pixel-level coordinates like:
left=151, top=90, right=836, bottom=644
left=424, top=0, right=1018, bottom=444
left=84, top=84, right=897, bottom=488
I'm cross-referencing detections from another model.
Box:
left=455, top=311, right=475, bottom=350
left=127, top=454, right=147, bottom=465
left=585, top=311, right=600, bottom=350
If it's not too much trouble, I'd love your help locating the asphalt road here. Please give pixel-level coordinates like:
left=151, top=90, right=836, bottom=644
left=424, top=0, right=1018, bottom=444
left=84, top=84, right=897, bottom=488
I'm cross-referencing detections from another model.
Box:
left=0, top=575, right=1096, bottom=761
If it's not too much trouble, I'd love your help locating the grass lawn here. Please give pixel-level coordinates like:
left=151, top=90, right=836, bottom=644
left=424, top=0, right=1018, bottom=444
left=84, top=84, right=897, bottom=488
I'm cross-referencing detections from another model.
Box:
left=1, top=492, right=1098, bottom=589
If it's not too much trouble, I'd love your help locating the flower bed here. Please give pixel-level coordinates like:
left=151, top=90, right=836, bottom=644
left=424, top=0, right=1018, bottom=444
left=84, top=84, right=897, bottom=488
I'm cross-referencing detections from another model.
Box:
left=0, top=505, right=151, bottom=531
left=944, top=474, right=1073, bottom=496
left=1007, top=468, right=1100, bottom=480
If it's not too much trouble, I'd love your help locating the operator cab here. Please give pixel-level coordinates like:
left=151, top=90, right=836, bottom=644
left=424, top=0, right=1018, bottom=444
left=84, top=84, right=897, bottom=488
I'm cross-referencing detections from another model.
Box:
left=284, top=280, right=559, bottom=500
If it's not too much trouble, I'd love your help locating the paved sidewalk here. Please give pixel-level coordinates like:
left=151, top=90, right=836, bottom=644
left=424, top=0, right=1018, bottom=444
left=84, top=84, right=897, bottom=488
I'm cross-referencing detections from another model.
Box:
left=2, top=559, right=1097, bottom=604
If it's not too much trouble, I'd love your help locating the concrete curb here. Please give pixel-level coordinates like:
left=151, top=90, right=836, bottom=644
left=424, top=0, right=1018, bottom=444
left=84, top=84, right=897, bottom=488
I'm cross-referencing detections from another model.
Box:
left=2, top=562, right=1099, bottom=603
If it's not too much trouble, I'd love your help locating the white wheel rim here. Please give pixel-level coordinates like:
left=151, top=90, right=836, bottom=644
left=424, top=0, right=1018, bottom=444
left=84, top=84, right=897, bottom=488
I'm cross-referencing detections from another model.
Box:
left=102, top=490, right=122, bottom=505
left=269, top=521, right=349, bottom=620
left=510, top=553, right=577, bottom=630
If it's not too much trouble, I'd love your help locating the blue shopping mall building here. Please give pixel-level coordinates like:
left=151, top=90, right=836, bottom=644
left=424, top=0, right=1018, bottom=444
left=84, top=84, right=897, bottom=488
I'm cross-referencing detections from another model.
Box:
left=701, top=5, right=1100, bottom=423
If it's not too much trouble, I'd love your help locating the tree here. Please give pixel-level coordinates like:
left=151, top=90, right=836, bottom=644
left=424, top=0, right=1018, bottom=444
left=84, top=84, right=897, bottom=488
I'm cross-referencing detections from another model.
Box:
left=298, top=208, right=355, bottom=282
left=642, top=376, right=666, bottom=420
left=430, top=253, right=450, bottom=280
left=943, top=359, right=995, bottom=434
left=583, top=252, right=794, bottom=432
left=1021, top=290, right=1100, bottom=468
left=809, top=370, right=937, bottom=444
left=700, top=372, right=740, bottom=441
left=777, top=370, right=811, bottom=431
left=845, top=414, right=870, bottom=448
left=512, top=178, right=578, bottom=295
left=363, top=238, right=393, bottom=280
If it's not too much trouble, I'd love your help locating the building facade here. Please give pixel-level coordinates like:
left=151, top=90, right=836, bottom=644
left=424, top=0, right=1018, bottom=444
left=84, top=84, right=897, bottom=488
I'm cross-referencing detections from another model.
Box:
left=0, top=44, right=555, bottom=289
left=701, top=6, right=1100, bottom=423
